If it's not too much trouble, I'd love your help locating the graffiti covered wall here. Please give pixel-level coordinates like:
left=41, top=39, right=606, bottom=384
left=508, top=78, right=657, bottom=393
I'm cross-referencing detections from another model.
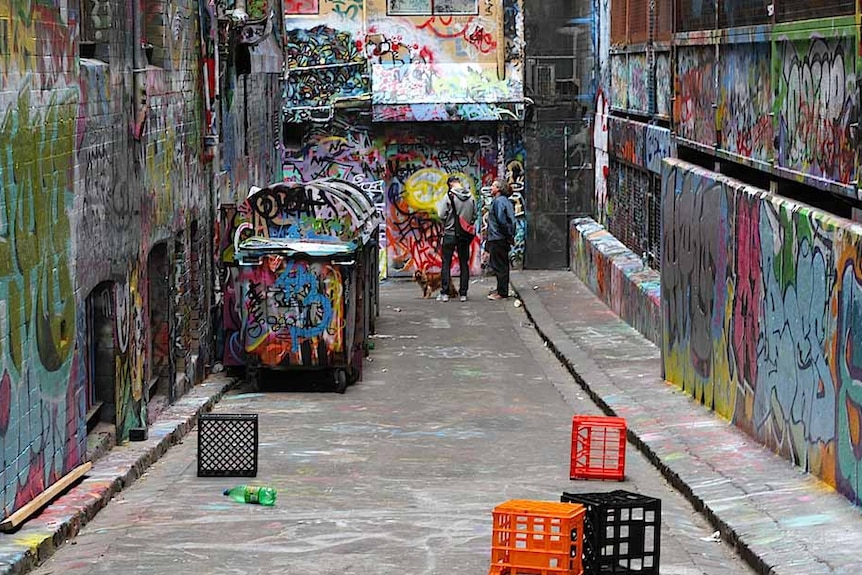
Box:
left=662, top=158, right=862, bottom=504
left=676, top=45, right=717, bottom=148
left=283, top=1, right=527, bottom=277
left=284, top=0, right=525, bottom=121
left=383, top=127, right=492, bottom=276
left=774, top=21, right=856, bottom=186
left=0, top=0, right=88, bottom=521
left=281, top=118, right=521, bottom=278
left=718, top=41, right=772, bottom=164
left=570, top=218, right=662, bottom=345
left=0, top=0, right=279, bottom=521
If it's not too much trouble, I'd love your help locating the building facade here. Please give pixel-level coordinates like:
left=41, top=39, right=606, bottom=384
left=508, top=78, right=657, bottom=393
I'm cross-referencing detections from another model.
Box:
left=0, top=0, right=281, bottom=520
left=278, top=0, right=527, bottom=279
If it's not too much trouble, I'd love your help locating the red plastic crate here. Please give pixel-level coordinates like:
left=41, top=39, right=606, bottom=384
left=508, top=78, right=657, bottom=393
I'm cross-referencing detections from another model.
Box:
left=570, top=415, right=627, bottom=481
left=489, top=499, right=586, bottom=575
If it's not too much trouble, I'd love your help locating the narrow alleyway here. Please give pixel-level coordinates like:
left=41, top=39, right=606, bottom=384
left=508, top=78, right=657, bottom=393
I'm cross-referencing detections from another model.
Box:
left=29, top=278, right=754, bottom=575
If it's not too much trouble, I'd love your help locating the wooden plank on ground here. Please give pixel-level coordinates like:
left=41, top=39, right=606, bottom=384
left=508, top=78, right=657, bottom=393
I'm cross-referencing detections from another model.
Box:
left=0, top=461, right=93, bottom=532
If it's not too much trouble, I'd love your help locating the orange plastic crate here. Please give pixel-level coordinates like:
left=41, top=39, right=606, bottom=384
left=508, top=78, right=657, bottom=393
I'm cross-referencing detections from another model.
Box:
left=570, top=415, right=627, bottom=481
left=489, top=499, right=586, bottom=575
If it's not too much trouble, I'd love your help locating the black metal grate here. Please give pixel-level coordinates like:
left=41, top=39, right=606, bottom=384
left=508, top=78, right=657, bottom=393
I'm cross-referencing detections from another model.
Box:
left=607, top=161, right=651, bottom=258
left=197, top=413, right=259, bottom=477
left=647, top=175, right=662, bottom=270
left=561, top=490, right=662, bottom=574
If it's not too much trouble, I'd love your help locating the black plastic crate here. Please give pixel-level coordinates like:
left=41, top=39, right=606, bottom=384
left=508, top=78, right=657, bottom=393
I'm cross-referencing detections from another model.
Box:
left=197, top=413, right=259, bottom=477
left=561, top=490, right=661, bottom=574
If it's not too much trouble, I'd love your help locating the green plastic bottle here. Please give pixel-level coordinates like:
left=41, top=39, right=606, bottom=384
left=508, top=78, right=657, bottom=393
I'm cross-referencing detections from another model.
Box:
left=223, top=485, right=277, bottom=506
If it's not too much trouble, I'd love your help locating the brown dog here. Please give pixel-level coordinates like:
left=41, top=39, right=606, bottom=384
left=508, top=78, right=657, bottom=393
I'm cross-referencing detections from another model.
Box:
left=414, top=269, right=458, bottom=298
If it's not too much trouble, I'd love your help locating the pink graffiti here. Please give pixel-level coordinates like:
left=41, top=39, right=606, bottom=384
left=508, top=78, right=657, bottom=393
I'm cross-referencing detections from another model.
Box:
left=732, top=196, right=761, bottom=390
left=733, top=115, right=772, bottom=160
left=284, top=0, right=318, bottom=14
left=418, top=16, right=498, bottom=54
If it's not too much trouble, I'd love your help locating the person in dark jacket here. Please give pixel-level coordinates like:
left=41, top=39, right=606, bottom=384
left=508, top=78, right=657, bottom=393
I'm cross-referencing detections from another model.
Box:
left=486, top=179, right=515, bottom=300
left=436, top=175, right=477, bottom=302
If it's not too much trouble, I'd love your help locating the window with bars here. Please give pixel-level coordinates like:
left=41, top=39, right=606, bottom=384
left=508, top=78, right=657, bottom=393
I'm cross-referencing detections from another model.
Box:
left=388, top=0, right=478, bottom=15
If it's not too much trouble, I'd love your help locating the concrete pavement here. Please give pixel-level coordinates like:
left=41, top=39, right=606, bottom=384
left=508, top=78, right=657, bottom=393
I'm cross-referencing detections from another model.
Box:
left=8, top=275, right=755, bottom=575
left=511, top=269, right=862, bottom=575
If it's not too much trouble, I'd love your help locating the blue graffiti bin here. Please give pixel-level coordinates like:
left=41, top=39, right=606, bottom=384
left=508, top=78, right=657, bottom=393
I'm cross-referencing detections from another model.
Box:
left=223, top=179, right=381, bottom=393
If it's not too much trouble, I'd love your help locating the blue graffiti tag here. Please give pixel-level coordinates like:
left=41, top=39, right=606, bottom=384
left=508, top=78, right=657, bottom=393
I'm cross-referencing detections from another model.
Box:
left=272, top=262, right=333, bottom=350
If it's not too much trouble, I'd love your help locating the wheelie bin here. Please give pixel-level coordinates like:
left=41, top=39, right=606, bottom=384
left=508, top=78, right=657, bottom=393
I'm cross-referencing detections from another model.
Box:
left=225, top=178, right=381, bottom=392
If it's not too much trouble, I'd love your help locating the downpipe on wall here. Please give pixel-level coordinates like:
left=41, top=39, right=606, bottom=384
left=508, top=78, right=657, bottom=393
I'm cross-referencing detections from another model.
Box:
left=131, top=0, right=147, bottom=140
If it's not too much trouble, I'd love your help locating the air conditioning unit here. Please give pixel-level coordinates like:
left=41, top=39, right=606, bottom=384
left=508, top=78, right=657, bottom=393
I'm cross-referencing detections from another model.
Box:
left=536, top=64, right=555, bottom=100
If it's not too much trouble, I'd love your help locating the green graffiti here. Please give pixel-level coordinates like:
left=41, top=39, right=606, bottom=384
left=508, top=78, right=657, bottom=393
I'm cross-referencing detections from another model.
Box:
left=772, top=203, right=812, bottom=291
left=0, top=85, right=77, bottom=375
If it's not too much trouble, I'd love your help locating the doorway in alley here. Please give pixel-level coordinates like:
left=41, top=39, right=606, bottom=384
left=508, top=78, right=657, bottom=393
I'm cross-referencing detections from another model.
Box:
left=85, top=282, right=116, bottom=429
left=147, top=242, right=172, bottom=417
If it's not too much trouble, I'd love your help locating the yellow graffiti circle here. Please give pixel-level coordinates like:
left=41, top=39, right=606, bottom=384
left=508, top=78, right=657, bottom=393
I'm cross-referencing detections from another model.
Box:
left=403, top=169, right=473, bottom=212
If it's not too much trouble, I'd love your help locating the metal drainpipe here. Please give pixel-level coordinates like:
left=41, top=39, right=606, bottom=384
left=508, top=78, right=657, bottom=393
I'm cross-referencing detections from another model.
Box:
left=131, top=0, right=147, bottom=139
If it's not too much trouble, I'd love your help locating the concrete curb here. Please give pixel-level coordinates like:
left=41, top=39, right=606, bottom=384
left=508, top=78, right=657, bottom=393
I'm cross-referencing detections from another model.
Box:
left=0, top=373, right=240, bottom=575
left=511, top=278, right=785, bottom=575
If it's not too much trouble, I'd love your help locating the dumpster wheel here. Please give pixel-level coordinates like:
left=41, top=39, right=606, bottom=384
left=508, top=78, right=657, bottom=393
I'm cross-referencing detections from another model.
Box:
left=334, top=369, right=348, bottom=394
left=347, top=364, right=361, bottom=385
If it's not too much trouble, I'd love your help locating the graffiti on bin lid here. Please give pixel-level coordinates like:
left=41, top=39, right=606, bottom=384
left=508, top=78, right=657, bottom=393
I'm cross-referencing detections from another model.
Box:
left=241, top=179, right=382, bottom=245
left=237, top=236, right=358, bottom=257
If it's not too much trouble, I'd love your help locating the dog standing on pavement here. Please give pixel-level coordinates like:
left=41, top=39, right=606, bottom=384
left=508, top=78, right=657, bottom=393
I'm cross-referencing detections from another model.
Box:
left=413, top=269, right=457, bottom=299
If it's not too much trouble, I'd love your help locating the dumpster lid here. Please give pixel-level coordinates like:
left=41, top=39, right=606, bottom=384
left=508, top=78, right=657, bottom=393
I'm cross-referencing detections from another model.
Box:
left=238, top=236, right=358, bottom=257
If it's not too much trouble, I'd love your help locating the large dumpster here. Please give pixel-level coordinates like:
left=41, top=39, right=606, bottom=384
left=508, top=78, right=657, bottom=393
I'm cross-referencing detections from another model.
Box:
left=224, top=178, right=381, bottom=392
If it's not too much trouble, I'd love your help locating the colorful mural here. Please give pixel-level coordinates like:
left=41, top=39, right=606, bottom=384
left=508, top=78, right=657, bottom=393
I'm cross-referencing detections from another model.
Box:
left=676, top=45, right=717, bottom=147
left=234, top=257, right=345, bottom=367
left=718, top=42, right=772, bottom=164
left=383, top=130, right=494, bottom=276
left=365, top=1, right=524, bottom=111
left=661, top=158, right=862, bottom=504
left=284, top=25, right=369, bottom=121
left=0, top=0, right=278, bottom=522
left=774, top=23, right=856, bottom=186
left=282, top=0, right=525, bottom=121
left=0, top=80, right=84, bottom=521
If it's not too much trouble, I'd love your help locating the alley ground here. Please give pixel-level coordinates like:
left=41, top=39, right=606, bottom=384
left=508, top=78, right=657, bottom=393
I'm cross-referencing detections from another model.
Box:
left=25, top=276, right=754, bottom=575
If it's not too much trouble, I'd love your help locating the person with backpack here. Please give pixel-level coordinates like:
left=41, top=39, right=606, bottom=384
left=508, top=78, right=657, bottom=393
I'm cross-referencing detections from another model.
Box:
left=435, top=175, right=477, bottom=302
left=486, top=179, right=515, bottom=300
